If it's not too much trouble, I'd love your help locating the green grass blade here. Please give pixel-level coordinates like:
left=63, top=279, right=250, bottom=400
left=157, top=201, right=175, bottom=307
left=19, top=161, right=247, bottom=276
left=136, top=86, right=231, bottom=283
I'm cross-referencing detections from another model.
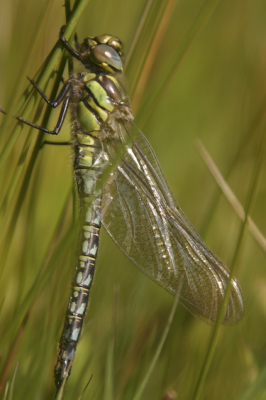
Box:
left=132, top=277, right=183, bottom=400
left=104, top=339, right=114, bottom=400
left=196, top=140, right=266, bottom=253
left=5, top=363, right=18, bottom=400
left=192, top=129, right=266, bottom=400
left=135, top=0, right=222, bottom=126
left=0, top=0, right=91, bottom=269
left=0, top=0, right=91, bottom=169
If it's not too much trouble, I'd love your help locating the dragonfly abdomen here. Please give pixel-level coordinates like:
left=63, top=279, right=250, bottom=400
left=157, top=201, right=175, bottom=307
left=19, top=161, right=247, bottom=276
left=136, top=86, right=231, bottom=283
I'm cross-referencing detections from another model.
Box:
left=54, top=193, right=101, bottom=388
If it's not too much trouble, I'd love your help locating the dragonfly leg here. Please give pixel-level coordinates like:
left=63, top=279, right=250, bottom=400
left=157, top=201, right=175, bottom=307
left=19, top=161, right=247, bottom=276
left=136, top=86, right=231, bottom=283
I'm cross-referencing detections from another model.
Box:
left=60, top=25, right=83, bottom=62
left=28, top=78, right=71, bottom=107
left=14, top=96, right=70, bottom=135
left=41, top=140, right=71, bottom=148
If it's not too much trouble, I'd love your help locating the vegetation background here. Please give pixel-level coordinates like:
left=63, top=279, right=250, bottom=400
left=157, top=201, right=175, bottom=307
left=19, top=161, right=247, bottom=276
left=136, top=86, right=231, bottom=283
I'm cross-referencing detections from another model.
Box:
left=0, top=0, right=266, bottom=399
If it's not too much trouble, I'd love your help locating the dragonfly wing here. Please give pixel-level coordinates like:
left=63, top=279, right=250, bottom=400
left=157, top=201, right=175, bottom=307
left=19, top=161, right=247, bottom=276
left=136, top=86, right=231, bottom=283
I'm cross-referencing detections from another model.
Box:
left=167, top=207, right=244, bottom=324
left=101, top=122, right=245, bottom=325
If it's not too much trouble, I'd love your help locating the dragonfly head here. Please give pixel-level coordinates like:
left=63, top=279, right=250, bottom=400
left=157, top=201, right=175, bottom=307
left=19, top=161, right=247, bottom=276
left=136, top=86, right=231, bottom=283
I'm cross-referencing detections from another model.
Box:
left=79, top=35, right=123, bottom=73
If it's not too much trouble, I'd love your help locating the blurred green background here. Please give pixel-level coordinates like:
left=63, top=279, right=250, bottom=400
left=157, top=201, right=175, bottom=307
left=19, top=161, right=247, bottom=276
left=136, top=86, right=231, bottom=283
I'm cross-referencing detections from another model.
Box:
left=0, top=0, right=266, bottom=399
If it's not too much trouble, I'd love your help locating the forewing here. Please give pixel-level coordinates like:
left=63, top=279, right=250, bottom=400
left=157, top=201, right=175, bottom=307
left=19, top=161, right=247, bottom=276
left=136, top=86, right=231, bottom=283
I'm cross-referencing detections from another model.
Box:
left=101, top=122, right=245, bottom=325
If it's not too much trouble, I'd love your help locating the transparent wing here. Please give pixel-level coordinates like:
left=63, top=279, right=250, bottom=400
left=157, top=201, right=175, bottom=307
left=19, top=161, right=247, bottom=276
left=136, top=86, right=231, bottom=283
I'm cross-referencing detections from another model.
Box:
left=101, top=122, right=245, bottom=325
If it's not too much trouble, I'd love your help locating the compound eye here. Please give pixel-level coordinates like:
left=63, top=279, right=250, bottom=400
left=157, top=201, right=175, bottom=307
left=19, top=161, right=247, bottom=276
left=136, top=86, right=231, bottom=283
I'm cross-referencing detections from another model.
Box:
left=90, top=44, right=122, bottom=72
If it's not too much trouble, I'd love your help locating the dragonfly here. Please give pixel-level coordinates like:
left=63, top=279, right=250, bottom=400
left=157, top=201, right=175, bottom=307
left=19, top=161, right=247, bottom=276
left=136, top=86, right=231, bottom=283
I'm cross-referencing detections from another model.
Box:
left=15, top=26, right=245, bottom=391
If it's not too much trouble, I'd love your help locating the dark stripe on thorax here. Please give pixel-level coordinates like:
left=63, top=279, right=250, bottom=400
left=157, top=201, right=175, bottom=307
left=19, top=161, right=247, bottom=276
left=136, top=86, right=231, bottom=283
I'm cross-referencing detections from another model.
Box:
left=84, top=83, right=109, bottom=111
left=83, top=100, right=104, bottom=124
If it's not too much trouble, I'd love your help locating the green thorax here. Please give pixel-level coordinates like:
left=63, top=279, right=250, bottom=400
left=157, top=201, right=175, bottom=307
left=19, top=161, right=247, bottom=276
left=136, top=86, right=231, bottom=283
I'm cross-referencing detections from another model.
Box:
left=76, top=72, right=129, bottom=135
